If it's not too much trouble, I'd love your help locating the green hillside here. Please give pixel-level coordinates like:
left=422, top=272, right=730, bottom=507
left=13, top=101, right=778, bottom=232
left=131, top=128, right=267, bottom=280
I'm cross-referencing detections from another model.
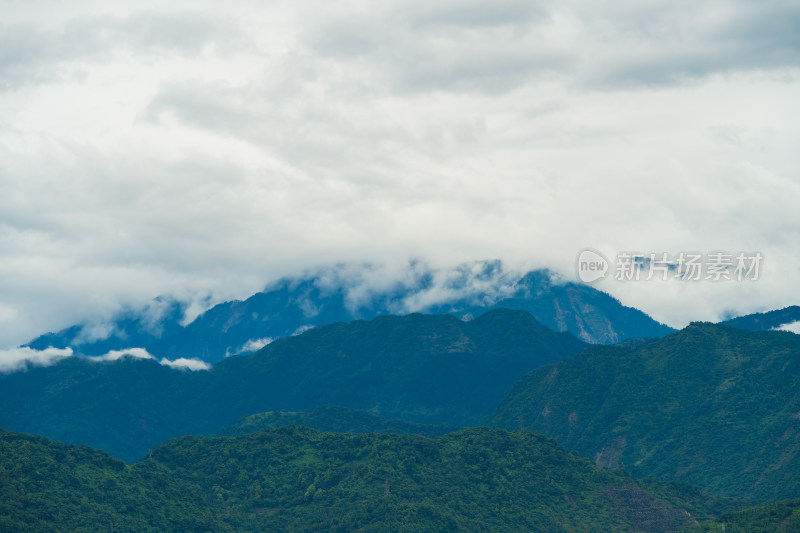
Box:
left=0, top=428, right=225, bottom=532
left=204, top=308, right=587, bottom=428
left=218, top=405, right=456, bottom=437
left=487, top=323, right=800, bottom=502
left=1, top=426, right=736, bottom=532
left=138, top=426, right=732, bottom=532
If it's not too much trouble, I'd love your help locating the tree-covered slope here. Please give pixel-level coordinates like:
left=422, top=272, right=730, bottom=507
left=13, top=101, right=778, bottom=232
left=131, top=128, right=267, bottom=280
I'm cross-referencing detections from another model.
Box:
left=1, top=426, right=736, bottom=532
left=27, top=262, right=672, bottom=363
left=0, top=356, right=199, bottom=462
left=137, top=426, right=732, bottom=532
left=202, top=308, right=586, bottom=428
left=1, top=309, right=585, bottom=461
left=0, top=428, right=225, bottom=532
left=487, top=323, right=800, bottom=502
left=218, top=405, right=455, bottom=437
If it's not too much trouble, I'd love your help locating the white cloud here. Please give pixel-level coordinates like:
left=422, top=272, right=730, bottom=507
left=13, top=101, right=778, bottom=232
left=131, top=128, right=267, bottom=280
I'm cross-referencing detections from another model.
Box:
left=87, top=348, right=209, bottom=370
left=235, top=337, right=273, bottom=354
left=0, top=344, right=209, bottom=373
left=225, top=336, right=274, bottom=356
left=774, top=321, right=800, bottom=334
left=159, top=357, right=210, bottom=371
left=87, top=347, right=155, bottom=362
left=0, top=304, right=18, bottom=322
left=292, top=325, right=315, bottom=336
left=0, top=9, right=248, bottom=90
left=74, top=321, right=118, bottom=344
left=0, top=346, right=73, bottom=373
left=1, top=0, right=799, bottom=348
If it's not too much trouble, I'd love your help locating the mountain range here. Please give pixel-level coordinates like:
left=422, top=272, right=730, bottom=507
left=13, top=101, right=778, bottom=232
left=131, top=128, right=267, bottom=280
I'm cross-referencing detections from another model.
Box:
left=7, top=261, right=800, bottom=530
left=27, top=262, right=674, bottom=364
left=2, top=309, right=585, bottom=461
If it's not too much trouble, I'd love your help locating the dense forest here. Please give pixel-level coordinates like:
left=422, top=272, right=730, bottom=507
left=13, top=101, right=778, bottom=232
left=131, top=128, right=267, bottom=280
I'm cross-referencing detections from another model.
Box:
left=488, top=322, right=800, bottom=501
left=1, top=426, right=738, bottom=532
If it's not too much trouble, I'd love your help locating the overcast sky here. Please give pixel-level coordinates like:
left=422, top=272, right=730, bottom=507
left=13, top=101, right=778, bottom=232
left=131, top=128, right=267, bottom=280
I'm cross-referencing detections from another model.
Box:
left=1, top=0, right=799, bottom=349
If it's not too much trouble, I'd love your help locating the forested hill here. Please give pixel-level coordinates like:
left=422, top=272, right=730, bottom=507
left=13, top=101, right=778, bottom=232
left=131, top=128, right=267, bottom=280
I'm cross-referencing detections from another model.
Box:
left=488, top=322, right=800, bottom=502
left=1, top=309, right=584, bottom=462
left=2, top=425, right=738, bottom=532
left=0, top=428, right=225, bottom=532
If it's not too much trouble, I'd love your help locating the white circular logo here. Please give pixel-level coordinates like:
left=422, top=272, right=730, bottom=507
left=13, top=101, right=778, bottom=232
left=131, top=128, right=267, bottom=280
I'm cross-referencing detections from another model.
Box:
left=576, top=249, right=609, bottom=283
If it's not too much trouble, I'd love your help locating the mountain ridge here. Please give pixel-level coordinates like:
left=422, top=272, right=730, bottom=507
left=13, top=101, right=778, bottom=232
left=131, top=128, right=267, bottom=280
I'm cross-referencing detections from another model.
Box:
left=3, top=308, right=585, bottom=461
left=216, top=405, right=457, bottom=437
left=27, top=262, right=674, bottom=364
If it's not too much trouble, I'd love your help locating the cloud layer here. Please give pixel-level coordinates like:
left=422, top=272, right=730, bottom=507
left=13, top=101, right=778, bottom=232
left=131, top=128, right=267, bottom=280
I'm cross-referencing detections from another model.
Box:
left=231, top=337, right=274, bottom=356
left=0, top=346, right=210, bottom=373
left=0, top=347, right=73, bottom=373
left=159, top=357, right=211, bottom=371
left=1, top=0, right=799, bottom=347
left=775, top=321, right=800, bottom=335
left=84, top=348, right=210, bottom=371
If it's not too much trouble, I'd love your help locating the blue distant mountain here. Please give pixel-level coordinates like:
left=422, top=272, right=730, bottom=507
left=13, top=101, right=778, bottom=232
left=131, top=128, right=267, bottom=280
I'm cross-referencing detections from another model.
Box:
left=27, top=261, right=673, bottom=364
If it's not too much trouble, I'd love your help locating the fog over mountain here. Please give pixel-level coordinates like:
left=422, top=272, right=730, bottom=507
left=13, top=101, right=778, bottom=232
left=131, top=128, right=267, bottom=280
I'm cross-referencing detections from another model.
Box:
left=23, top=261, right=672, bottom=365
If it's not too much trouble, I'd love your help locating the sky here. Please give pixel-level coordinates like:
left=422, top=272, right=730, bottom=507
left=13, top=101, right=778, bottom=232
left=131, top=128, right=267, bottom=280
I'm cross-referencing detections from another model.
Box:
left=1, top=0, right=799, bottom=350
